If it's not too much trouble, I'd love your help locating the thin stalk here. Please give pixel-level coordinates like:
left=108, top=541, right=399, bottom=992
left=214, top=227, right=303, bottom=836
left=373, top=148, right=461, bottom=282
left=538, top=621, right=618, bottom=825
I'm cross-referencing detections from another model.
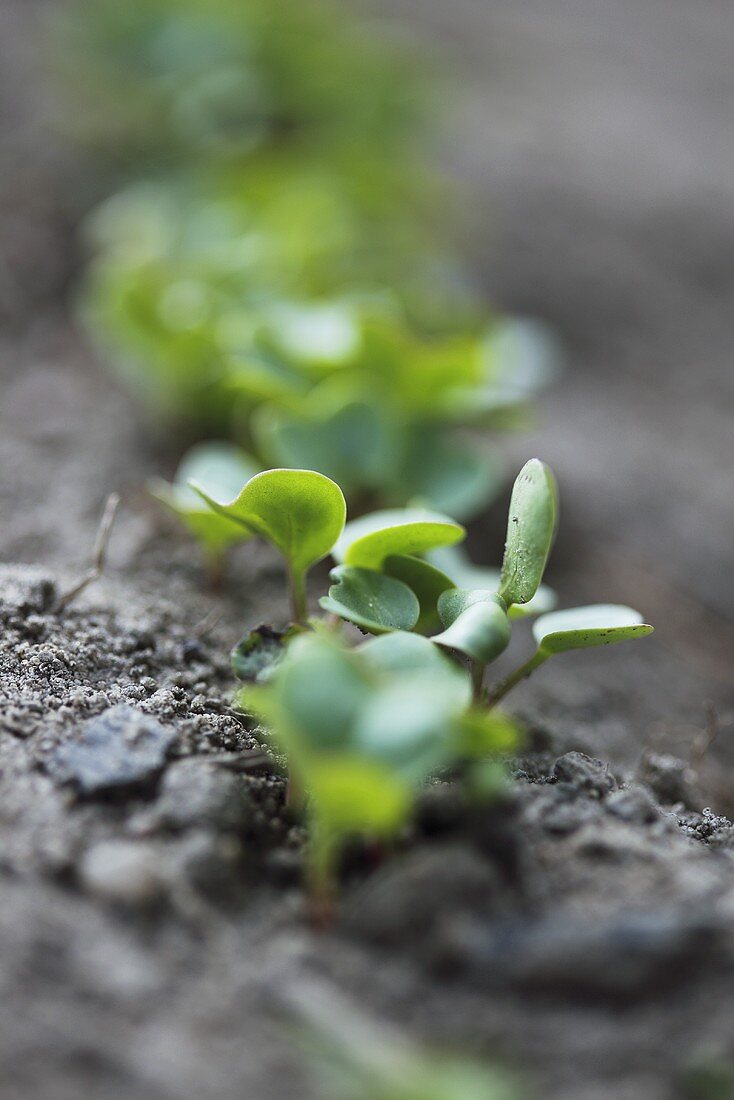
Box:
left=287, top=564, right=307, bottom=624
left=486, top=650, right=548, bottom=707
left=203, top=547, right=225, bottom=591
left=470, top=659, right=485, bottom=703
left=307, top=820, right=337, bottom=930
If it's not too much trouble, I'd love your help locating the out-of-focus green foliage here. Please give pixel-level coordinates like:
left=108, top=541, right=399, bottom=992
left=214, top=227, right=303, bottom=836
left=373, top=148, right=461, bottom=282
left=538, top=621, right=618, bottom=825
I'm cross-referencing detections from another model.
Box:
left=293, top=985, right=521, bottom=1100
left=148, top=440, right=259, bottom=556
left=56, top=0, right=427, bottom=171
left=60, top=0, right=559, bottom=517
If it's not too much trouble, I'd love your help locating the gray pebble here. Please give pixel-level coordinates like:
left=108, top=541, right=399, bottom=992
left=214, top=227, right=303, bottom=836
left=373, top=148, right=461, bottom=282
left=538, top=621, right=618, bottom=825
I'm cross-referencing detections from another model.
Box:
left=47, top=705, right=176, bottom=795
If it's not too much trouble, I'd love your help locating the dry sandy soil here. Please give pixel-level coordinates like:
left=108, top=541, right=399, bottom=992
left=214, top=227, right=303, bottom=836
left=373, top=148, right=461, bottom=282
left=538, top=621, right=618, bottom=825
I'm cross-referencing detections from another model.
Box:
left=2, top=1, right=734, bottom=1097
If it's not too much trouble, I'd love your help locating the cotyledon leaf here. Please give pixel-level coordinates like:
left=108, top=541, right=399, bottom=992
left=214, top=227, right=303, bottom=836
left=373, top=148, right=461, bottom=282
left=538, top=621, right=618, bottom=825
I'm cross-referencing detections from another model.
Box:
left=383, top=553, right=455, bottom=634
left=149, top=441, right=259, bottom=551
left=333, top=508, right=465, bottom=571
left=499, top=459, right=557, bottom=606
left=319, top=565, right=420, bottom=635
left=533, top=604, right=654, bottom=654
left=433, top=590, right=511, bottom=666
left=191, top=467, right=346, bottom=575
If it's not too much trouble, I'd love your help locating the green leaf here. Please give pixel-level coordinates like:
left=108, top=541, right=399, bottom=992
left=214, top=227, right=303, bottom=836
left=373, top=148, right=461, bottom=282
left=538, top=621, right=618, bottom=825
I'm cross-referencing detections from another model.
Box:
left=308, top=757, right=411, bottom=837
left=437, top=587, right=505, bottom=626
left=533, top=604, right=654, bottom=654
left=255, top=398, right=396, bottom=497
left=354, top=680, right=462, bottom=783
left=452, top=709, right=520, bottom=758
left=319, top=565, right=419, bottom=635
left=333, top=508, right=465, bottom=571
left=498, top=458, right=557, bottom=606
left=428, top=545, right=557, bottom=619
left=383, top=554, right=454, bottom=634
left=191, top=467, right=347, bottom=576
left=434, top=589, right=511, bottom=665
left=397, top=431, right=504, bottom=519
left=359, top=631, right=472, bottom=708
left=248, top=633, right=371, bottom=754
left=149, top=441, right=259, bottom=551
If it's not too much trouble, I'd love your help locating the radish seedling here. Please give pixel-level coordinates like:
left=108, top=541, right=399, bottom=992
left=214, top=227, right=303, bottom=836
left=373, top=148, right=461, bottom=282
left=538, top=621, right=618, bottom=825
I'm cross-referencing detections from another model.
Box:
left=148, top=441, right=259, bottom=577
left=321, top=458, right=651, bottom=700
left=192, top=467, right=346, bottom=621
left=203, top=457, right=653, bottom=911
left=249, top=630, right=511, bottom=914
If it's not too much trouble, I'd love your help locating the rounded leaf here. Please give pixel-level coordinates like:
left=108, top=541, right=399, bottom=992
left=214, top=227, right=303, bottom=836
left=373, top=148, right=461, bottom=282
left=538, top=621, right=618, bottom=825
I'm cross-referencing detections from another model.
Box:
left=333, top=508, right=465, bottom=571
left=499, top=458, right=557, bottom=606
left=429, top=545, right=557, bottom=619
left=533, top=604, right=653, bottom=655
left=191, top=467, right=346, bottom=575
left=308, top=757, right=411, bottom=837
left=354, top=681, right=458, bottom=783
left=434, top=594, right=511, bottom=666
left=383, top=554, right=455, bottom=634
left=250, top=634, right=371, bottom=753
left=319, top=566, right=419, bottom=635
left=359, top=632, right=472, bottom=708
left=149, top=441, right=259, bottom=551
left=437, top=587, right=506, bottom=628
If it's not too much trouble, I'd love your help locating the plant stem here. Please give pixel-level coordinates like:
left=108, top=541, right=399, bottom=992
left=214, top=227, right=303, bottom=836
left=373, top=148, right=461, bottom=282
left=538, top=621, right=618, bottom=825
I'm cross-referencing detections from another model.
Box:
left=204, top=547, right=225, bottom=590
left=307, top=821, right=337, bottom=930
left=470, top=660, right=485, bottom=703
left=287, top=565, right=307, bottom=623
left=486, top=650, right=548, bottom=707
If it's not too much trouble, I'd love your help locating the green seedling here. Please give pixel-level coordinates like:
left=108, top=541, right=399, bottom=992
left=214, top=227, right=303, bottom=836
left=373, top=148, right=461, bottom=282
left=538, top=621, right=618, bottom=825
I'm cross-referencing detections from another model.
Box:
left=320, top=457, right=651, bottom=702
left=225, top=457, right=651, bottom=913
left=66, top=0, right=560, bottom=520
left=333, top=508, right=465, bottom=570
left=148, top=441, right=259, bottom=576
left=249, top=630, right=512, bottom=913
left=488, top=604, right=655, bottom=704
left=428, top=545, right=556, bottom=620
left=193, top=467, right=346, bottom=620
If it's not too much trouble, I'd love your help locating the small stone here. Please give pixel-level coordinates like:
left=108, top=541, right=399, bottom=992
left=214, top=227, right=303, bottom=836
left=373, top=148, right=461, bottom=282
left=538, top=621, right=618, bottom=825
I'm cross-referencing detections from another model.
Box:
left=553, top=751, right=616, bottom=797
left=640, top=752, right=700, bottom=809
left=532, top=791, right=602, bottom=835
left=46, top=705, right=176, bottom=795
left=342, top=844, right=507, bottom=946
left=79, top=840, right=164, bottom=906
left=607, top=786, right=661, bottom=824
left=133, top=758, right=253, bottom=833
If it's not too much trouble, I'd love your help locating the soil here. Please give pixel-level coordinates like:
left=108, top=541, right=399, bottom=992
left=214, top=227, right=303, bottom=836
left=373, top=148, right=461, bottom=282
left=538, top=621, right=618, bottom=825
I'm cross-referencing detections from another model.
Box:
left=2, top=1, right=734, bottom=1098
